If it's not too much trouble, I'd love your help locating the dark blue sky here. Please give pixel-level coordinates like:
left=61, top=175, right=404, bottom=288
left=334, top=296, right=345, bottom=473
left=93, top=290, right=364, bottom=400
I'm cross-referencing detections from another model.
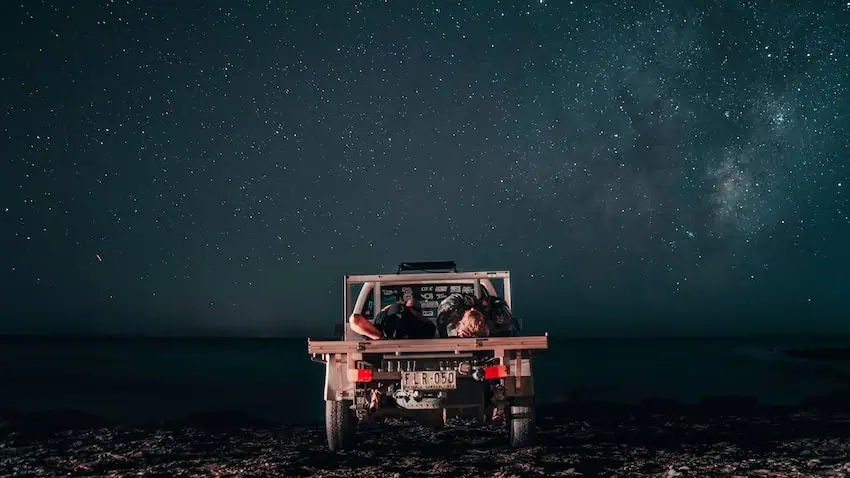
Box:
left=1, top=1, right=848, bottom=337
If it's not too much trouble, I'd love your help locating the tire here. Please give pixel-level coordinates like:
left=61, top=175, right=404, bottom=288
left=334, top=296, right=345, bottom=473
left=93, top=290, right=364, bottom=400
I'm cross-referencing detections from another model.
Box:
left=326, top=400, right=356, bottom=452
left=507, top=397, right=536, bottom=448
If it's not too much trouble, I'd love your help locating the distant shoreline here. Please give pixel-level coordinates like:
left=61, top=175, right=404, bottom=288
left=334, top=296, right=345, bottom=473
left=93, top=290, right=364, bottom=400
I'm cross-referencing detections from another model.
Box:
left=782, top=347, right=850, bottom=361
left=2, top=333, right=850, bottom=342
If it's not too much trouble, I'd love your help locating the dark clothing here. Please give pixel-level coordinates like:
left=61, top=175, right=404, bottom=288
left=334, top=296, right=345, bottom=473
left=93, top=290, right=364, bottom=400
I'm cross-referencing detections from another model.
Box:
left=486, top=318, right=518, bottom=337
left=486, top=297, right=519, bottom=337
left=373, top=303, right=436, bottom=339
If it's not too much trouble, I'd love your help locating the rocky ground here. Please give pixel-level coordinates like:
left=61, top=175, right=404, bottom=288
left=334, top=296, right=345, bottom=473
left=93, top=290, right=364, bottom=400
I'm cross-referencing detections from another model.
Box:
left=2, top=401, right=850, bottom=477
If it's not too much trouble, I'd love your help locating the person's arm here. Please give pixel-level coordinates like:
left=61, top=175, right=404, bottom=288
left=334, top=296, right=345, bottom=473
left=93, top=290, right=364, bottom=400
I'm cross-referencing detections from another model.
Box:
left=349, top=313, right=382, bottom=340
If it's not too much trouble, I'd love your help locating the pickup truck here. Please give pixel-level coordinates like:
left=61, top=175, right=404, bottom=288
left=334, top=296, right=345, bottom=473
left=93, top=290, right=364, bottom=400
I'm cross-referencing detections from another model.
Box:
left=307, top=261, right=548, bottom=451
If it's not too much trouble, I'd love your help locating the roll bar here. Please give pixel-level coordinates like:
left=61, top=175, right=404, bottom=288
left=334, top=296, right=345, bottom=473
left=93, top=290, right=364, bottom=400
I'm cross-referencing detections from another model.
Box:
left=343, top=271, right=513, bottom=326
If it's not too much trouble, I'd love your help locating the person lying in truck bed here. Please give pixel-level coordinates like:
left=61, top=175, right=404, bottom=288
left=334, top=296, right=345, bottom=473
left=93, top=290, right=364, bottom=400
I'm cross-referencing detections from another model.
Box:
left=436, top=293, right=519, bottom=338
left=349, top=298, right=437, bottom=340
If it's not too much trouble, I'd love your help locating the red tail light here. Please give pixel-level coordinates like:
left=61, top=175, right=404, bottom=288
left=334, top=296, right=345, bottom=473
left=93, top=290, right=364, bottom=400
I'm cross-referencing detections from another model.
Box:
left=349, top=368, right=373, bottom=382
left=483, top=365, right=508, bottom=379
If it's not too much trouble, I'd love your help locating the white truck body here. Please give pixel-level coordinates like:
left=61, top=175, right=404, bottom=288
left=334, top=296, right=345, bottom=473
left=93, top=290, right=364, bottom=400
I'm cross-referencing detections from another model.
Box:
left=307, top=263, right=548, bottom=450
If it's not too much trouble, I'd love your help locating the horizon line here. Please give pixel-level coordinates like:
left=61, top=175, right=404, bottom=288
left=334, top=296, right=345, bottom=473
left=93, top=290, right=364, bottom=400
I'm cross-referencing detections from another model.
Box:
left=1, top=332, right=849, bottom=341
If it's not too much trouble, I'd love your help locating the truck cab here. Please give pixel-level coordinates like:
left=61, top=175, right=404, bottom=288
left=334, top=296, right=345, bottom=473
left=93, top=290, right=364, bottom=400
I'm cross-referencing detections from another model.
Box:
left=307, top=261, right=548, bottom=451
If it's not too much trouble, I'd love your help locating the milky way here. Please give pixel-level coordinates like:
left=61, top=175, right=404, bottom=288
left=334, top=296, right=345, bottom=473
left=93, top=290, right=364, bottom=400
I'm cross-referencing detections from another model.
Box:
left=1, top=1, right=847, bottom=337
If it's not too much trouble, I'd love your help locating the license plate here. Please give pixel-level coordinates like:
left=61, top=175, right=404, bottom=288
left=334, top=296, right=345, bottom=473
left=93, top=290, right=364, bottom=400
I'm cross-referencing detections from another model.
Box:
left=401, top=371, right=457, bottom=390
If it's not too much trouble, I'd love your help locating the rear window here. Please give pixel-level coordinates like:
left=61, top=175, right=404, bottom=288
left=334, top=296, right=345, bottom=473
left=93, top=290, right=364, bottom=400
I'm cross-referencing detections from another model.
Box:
left=380, top=283, right=477, bottom=318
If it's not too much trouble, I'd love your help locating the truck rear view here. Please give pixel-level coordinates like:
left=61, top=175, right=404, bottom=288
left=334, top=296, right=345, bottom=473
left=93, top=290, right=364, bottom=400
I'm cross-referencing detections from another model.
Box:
left=307, top=261, right=548, bottom=451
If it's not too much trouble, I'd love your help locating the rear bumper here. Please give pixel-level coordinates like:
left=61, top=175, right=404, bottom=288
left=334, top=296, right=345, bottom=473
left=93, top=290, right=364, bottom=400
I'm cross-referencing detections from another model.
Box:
left=315, top=338, right=544, bottom=402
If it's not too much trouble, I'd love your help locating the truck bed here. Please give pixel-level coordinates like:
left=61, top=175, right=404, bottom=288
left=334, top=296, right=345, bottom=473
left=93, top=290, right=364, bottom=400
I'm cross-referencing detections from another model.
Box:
left=307, top=334, right=548, bottom=355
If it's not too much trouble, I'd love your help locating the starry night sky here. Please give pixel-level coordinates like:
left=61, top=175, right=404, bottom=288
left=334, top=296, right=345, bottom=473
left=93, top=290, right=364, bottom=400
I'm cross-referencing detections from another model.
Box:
left=1, top=1, right=848, bottom=337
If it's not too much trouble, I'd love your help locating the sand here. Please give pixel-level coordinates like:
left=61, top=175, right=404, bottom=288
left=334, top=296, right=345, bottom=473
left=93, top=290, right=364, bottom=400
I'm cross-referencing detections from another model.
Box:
left=2, top=401, right=850, bottom=477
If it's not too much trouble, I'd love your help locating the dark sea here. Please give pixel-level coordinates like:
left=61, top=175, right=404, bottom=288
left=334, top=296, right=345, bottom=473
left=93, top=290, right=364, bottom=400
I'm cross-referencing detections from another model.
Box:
left=2, top=336, right=849, bottom=425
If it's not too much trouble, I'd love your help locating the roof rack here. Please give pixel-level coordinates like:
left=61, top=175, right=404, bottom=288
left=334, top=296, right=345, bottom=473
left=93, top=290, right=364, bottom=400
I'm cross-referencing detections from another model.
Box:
left=397, top=261, right=458, bottom=274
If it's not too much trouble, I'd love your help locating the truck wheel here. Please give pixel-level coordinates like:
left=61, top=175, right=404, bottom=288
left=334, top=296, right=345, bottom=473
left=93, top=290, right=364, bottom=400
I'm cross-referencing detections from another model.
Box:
left=507, top=397, right=536, bottom=448
left=326, top=400, right=356, bottom=451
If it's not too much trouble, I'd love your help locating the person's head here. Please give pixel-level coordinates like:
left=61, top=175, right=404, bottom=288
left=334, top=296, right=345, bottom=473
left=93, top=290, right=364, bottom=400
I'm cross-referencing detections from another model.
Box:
left=454, top=308, right=489, bottom=337
left=463, top=308, right=483, bottom=321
